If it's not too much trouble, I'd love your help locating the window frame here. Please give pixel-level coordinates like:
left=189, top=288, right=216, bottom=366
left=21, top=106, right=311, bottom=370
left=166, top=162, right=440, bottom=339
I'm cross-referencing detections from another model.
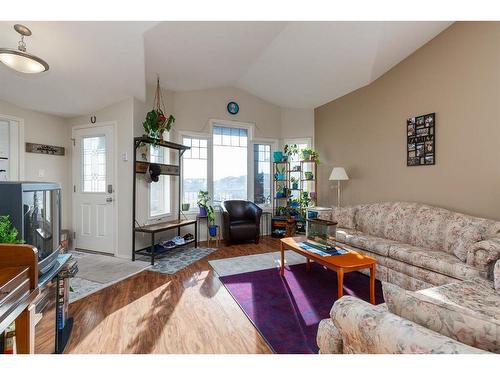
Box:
left=211, top=121, right=252, bottom=204
left=250, top=138, right=277, bottom=210
left=148, top=145, right=173, bottom=220
left=179, top=132, right=210, bottom=213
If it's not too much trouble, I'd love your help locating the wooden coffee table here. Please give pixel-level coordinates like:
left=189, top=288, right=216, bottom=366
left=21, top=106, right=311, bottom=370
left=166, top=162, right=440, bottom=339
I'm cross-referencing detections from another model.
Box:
left=280, top=236, right=376, bottom=304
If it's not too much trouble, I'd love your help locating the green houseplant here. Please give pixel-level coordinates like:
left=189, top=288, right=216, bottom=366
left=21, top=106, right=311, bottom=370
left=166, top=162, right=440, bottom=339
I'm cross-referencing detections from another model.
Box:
left=291, top=176, right=299, bottom=189
left=207, top=206, right=218, bottom=237
left=197, top=190, right=210, bottom=217
left=301, top=148, right=320, bottom=165
left=284, top=144, right=299, bottom=159
left=0, top=216, right=23, bottom=244
left=143, top=77, right=175, bottom=144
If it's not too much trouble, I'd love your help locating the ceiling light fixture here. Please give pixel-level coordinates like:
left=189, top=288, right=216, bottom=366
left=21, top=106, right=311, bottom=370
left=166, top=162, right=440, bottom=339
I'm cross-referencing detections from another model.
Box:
left=0, top=24, right=49, bottom=74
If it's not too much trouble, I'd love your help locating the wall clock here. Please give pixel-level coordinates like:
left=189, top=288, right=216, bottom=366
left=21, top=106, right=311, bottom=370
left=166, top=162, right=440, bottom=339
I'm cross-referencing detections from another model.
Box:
left=227, top=101, right=239, bottom=115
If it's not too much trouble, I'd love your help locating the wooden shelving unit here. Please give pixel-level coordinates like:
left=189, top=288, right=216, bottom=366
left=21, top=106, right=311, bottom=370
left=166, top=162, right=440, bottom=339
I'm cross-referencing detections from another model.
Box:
left=132, top=136, right=197, bottom=265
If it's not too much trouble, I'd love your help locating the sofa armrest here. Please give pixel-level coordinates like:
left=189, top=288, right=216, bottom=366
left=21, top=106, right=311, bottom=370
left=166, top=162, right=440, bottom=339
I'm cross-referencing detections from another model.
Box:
left=317, top=318, right=343, bottom=354
left=466, top=236, right=500, bottom=277
left=328, top=296, right=486, bottom=354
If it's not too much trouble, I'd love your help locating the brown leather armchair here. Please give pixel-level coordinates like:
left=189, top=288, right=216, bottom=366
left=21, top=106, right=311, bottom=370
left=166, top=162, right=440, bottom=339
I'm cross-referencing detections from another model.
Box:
left=222, top=200, right=262, bottom=244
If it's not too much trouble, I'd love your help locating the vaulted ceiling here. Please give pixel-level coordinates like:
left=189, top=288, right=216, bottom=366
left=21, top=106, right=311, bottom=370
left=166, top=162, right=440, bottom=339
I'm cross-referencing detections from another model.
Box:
left=0, top=21, right=452, bottom=117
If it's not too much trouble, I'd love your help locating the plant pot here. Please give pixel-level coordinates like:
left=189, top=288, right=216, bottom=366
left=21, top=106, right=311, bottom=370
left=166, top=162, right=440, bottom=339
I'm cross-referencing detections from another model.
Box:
left=304, top=172, right=314, bottom=180
left=181, top=203, right=190, bottom=211
left=310, top=192, right=317, bottom=200
left=208, top=225, right=218, bottom=237
left=302, top=151, right=311, bottom=160
left=198, top=206, right=207, bottom=217
left=273, top=151, right=284, bottom=162
left=275, top=172, right=286, bottom=181
left=292, top=182, right=299, bottom=189
left=276, top=192, right=284, bottom=198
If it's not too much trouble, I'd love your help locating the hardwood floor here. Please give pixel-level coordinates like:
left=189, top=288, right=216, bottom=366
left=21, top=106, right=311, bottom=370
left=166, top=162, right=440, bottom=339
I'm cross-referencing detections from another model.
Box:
left=65, top=237, right=281, bottom=354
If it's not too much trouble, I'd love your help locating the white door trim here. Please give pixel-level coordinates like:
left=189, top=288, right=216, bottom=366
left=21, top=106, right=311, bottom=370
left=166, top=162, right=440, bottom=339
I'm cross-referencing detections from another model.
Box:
left=71, top=121, right=118, bottom=256
left=0, top=113, right=25, bottom=180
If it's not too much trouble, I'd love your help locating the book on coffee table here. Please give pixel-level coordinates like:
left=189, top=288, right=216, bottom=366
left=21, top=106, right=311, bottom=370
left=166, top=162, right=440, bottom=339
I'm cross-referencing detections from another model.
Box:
left=297, top=241, right=348, bottom=257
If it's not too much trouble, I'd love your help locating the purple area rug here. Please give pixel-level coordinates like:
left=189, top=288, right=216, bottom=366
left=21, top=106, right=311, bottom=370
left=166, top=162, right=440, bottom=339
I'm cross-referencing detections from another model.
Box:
left=219, top=262, right=384, bottom=354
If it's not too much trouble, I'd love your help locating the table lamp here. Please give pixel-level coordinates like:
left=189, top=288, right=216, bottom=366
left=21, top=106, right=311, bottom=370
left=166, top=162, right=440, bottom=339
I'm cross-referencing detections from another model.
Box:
left=329, top=167, right=349, bottom=207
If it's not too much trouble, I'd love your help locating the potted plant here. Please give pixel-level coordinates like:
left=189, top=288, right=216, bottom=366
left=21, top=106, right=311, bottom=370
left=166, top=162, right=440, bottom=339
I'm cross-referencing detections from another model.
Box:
left=275, top=164, right=286, bottom=181
left=310, top=150, right=320, bottom=165
left=300, top=191, right=312, bottom=211
left=300, top=148, right=320, bottom=165
left=290, top=176, right=299, bottom=189
left=143, top=77, right=175, bottom=144
left=284, top=144, right=299, bottom=159
left=276, top=206, right=287, bottom=216
left=0, top=216, right=23, bottom=244
left=207, top=206, right=218, bottom=237
left=273, top=151, right=284, bottom=162
left=276, top=186, right=285, bottom=198
left=181, top=203, right=190, bottom=212
left=301, top=148, right=312, bottom=161
left=304, top=171, right=314, bottom=180
left=197, top=190, right=210, bottom=217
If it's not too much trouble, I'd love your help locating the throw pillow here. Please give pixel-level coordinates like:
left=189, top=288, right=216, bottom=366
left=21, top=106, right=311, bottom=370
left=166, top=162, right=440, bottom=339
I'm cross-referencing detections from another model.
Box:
left=383, top=281, right=500, bottom=353
left=451, top=225, right=483, bottom=262
left=331, top=206, right=357, bottom=229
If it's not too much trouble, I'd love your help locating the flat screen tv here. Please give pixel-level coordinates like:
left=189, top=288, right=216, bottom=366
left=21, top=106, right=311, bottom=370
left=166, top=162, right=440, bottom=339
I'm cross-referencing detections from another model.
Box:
left=0, top=181, right=61, bottom=275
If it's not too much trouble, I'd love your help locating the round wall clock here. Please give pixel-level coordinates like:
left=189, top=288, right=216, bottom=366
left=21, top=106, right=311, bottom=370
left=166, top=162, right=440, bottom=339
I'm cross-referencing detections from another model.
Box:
left=227, top=101, right=239, bottom=115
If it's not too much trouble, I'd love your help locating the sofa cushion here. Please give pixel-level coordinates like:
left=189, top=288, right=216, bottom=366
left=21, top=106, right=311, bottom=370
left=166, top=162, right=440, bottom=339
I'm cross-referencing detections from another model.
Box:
left=383, top=202, right=420, bottom=244
left=409, top=205, right=450, bottom=252
left=383, top=280, right=500, bottom=353
left=331, top=206, right=357, bottom=229
left=338, top=231, right=397, bottom=257
left=355, top=202, right=396, bottom=238
left=389, top=243, right=483, bottom=280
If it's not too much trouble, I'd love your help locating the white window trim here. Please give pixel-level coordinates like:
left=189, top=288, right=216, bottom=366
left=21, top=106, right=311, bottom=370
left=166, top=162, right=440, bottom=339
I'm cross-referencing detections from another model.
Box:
left=283, top=137, right=313, bottom=149
left=251, top=138, right=278, bottom=210
left=178, top=131, right=211, bottom=213
left=178, top=123, right=279, bottom=210
left=210, top=119, right=254, bottom=204
left=148, top=145, right=173, bottom=221
left=0, top=114, right=25, bottom=181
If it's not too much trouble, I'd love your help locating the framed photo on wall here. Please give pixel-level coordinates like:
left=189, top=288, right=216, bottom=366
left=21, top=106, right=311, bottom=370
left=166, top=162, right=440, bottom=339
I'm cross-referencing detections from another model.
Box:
left=407, top=113, right=435, bottom=166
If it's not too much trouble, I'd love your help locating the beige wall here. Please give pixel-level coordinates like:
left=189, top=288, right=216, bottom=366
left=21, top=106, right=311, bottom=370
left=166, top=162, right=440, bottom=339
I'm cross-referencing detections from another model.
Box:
left=0, top=99, right=72, bottom=228
left=315, top=22, right=500, bottom=221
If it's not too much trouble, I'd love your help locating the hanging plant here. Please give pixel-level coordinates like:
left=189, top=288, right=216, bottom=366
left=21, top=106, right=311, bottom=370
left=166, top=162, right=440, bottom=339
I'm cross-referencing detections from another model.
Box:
left=143, top=77, right=175, bottom=144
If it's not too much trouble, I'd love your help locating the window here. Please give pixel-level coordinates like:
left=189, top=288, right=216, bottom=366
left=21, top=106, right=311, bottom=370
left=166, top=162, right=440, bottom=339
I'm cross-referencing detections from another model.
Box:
left=81, top=136, right=106, bottom=193
left=149, top=146, right=171, bottom=218
left=182, top=136, right=208, bottom=209
left=213, top=126, right=248, bottom=202
left=253, top=144, right=271, bottom=205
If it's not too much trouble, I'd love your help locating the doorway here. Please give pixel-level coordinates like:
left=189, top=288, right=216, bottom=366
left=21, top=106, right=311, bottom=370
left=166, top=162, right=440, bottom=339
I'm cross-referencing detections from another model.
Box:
left=72, top=123, right=117, bottom=254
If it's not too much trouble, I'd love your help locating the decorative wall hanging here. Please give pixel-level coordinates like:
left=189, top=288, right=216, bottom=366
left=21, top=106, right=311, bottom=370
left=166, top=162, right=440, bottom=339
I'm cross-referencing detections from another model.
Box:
left=143, top=77, right=175, bottom=144
left=227, top=101, right=239, bottom=115
left=407, top=113, right=435, bottom=166
left=26, top=142, right=65, bottom=156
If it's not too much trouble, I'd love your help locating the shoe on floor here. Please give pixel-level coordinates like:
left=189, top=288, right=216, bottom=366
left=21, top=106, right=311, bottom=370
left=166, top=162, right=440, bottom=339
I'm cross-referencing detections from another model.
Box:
left=172, top=236, right=185, bottom=245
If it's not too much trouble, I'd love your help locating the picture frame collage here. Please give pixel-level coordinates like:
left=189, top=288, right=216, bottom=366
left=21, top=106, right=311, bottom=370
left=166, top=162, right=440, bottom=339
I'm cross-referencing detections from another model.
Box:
left=407, top=113, right=435, bottom=166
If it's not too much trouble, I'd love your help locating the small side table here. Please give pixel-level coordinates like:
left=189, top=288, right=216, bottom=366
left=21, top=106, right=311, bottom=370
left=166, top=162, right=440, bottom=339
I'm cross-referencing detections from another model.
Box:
left=207, top=226, right=221, bottom=248
left=260, top=211, right=272, bottom=237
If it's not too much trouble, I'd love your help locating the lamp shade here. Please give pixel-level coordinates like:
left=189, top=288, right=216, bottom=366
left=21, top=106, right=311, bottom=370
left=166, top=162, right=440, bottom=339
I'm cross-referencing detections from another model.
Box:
left=329, top=167, right=349, bottom=181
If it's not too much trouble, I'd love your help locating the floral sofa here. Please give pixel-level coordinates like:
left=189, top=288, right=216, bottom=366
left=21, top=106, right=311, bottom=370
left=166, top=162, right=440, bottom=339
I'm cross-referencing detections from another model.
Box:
left=317, top=275, right=500, bottom=354
left=328, top=202, right=500, bottom=291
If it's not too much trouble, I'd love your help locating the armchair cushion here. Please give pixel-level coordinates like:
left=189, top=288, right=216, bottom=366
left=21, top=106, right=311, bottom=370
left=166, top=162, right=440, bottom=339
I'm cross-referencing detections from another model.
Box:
left=222, top=200, right=262, bottom=243
left=383, top=280, right=500, bottom=353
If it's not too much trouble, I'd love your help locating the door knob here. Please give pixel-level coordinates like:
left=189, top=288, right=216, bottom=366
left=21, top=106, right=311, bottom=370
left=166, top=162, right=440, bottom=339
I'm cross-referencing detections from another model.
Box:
left=106, top=197, right=113, bottom=203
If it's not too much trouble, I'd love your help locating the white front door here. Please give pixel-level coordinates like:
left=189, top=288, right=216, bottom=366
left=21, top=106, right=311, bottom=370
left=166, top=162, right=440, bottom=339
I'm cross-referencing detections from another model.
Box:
left=72, top=124, right=116, bottom=254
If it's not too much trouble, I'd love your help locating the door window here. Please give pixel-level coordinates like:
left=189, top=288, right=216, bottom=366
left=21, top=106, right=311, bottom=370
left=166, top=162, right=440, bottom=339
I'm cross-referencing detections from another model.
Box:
left=81, top=136, right=106, bottom=193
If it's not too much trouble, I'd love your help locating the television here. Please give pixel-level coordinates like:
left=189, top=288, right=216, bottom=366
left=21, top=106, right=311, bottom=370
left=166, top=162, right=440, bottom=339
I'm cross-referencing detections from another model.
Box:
left=0, top=182, right=61, bottom=275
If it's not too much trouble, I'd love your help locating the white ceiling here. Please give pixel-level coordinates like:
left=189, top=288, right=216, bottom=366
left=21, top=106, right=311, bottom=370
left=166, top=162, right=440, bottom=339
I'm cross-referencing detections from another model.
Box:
left=0, top=21, right=452, bottom=117
left=0, top=21, right=154, bottom=117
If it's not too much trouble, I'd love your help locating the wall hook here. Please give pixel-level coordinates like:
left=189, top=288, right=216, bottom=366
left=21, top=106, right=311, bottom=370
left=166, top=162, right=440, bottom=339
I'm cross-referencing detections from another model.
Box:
left=90, top=116, right=96, bottom=124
